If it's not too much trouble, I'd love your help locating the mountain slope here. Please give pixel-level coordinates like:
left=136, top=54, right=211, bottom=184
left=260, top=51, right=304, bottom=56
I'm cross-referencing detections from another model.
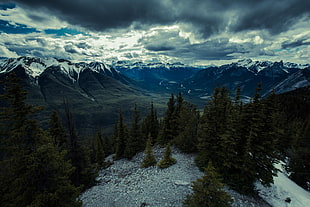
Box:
left=185, top=60, right=309, bottom=101
left=0, top=57, right=167, bottom=136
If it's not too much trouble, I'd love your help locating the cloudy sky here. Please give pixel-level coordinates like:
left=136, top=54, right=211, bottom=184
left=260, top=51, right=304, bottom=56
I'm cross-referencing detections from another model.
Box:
left=0, top=0, right=309, bottom=65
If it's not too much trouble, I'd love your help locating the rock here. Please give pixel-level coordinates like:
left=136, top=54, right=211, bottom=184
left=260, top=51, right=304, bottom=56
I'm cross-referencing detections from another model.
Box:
left=174, top=180, right=190, bottom=186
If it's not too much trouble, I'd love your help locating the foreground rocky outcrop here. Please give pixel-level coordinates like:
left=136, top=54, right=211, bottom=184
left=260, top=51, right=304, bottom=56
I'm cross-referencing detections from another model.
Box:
left=80, top=147, right=270, bottom=207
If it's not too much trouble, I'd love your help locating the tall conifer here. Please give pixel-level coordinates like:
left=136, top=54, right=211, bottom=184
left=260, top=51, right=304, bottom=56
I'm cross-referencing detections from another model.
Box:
left=0, top=73, right=81, bottom=207
left=124, top=104, right=144, bottom=159
left=141, top=135, right=157, bottom=168
left=114, top=110, right=128, bottom=159
left=184, top=162, right=233, bottom=207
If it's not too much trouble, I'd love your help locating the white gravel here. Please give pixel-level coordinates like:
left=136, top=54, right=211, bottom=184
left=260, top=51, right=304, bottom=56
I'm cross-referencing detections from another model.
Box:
left=80, top=146, right=270, bottom=207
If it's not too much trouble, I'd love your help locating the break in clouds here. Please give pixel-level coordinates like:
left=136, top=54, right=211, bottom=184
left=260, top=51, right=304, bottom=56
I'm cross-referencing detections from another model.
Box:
left=0, top=0, right=309, bottom=64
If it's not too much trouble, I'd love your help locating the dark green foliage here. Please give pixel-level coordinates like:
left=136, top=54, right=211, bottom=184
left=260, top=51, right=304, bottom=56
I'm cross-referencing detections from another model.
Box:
left=158, top=144, right=176, bottom=169
left=0, top=73, right=81, bottom=207
left=64, top=100, right=97, bottom=190
left=124, top=104, right=144, bottom=159
left=183, top=162, right=233, bottom=207
left=195, top=85, right=280, bottom=194
left=195, top=87, right=231, bottom=170
left=114, top=110, right=129, bottom=159
left=174, top=101, right=199, bottom=153
left=158, top=93, right=176, bottom=145
left=141, top=102, right=159, bottom=144
left=141, top=136, right=157, bottom=168
left=48, top=110, right=67, bottom=149
left=287, top=116, right=310, bottom=190
left=95, top=130, right=105, bottom=168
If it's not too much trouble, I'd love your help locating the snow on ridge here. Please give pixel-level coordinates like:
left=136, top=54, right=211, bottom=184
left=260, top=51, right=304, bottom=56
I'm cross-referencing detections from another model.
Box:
left=256, top=161, right=310, bottom=207
left=0, top=57, right=114, bottom=79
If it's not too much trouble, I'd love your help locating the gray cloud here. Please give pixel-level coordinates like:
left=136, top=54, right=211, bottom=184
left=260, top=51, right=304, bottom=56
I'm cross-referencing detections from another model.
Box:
left=139, top=28, right=279, bottom=61
left=232, top=0, right=310, bottom=34
left=64, top=44, right=79, bottom=54
left=76, top=42, right=91, bottom=49
left=9, top=0, right=310, bottom=37
left=282, top=38, right=310, bottom=49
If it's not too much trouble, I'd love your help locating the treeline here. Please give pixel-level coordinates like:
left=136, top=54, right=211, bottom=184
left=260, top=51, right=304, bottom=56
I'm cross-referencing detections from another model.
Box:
left=1, top=72, right=309, bottom=206
left=103, top=83, right=310, bottom=195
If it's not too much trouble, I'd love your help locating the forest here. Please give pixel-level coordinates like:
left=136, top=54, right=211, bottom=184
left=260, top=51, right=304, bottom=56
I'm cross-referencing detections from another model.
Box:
left=0, top=73, right=309, bottom=207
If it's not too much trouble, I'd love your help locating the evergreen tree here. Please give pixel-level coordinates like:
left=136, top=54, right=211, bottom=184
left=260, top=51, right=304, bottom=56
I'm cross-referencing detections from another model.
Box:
left=174, top=101, right=199, bottom=153
left=158, top=144, right=176, bottom=169
left=287, top=116, right=310, bottom=190
left=26, top=131, right=82, bottom=207
left=183, top=162, right=233, bottom=207
left=158, top=93, right=176, bottom=145
left=195, top=87, right=231, bottom=170
left=0, top=73, right=81, bottom=207
left=95, top=129, right=105, bottom=168
left=124, top=104, right=144, bottom=159
left=227, top=84, right=279, bottom=193
left=114, top=110, right=128, bottom=159
left=141, top=102, right=159, bottom=144
left=246, top=84, right=279, bottom=187
left=141, top=136, right=157, bottom=168
left=171, top=92, right=184, bottom=136
left=48, top=110, right=67, bottom=149
left=64, top=99, right=97, bottom=190
left=102, top=133, right=113, bottom=157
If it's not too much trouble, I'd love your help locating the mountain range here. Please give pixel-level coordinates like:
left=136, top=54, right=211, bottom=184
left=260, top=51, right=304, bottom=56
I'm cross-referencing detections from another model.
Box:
left=0, top=56, right=309, bottom=135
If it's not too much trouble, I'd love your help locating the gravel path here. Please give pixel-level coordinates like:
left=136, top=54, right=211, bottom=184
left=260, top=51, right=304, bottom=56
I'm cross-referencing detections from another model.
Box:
left=80, top=147, right=270, bottom=207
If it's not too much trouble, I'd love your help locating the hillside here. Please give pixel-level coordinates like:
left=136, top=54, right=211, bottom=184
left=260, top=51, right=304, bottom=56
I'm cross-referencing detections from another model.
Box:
left=81, top=146, right=271, bottom=207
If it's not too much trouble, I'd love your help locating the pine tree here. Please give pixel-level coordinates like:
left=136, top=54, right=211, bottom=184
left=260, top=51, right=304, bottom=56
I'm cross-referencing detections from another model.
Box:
left=0, top=73, right=81, bottom=207
left=124, top=104, right=144, bottom=159
left=141, top=102, right=159, bottom=144
left=158, top=93, right=176, bottom=145
left=195, top=87, right=231, bottom=170
left=183, top=161, right=233, bottom=207
left=27, top=131, right=82, bottom=207
left=48, top=110, right=67, bottom=149
left=64, top=99, right=97, bottom=190
left=287, top=116, right=310, bottom=190
left=114, top=110, right=128, bottom=159
left=95, top=129, right=105, bottom=168
left=174, top=101, right=199, bottom=153
left=141, top=136, right=157, bottom=168
left=226, top=84, right=279, bottom=193
left=158, top=144, right=176, bottom=169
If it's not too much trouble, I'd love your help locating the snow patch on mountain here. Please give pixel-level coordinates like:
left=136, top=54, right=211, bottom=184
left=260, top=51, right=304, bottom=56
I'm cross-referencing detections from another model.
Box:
left=0, top=56, right=114, bottom=80
left=256, top=161, right=310, bottom=207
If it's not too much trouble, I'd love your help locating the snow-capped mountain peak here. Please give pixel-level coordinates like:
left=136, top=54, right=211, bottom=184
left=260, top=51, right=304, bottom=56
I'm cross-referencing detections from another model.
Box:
left=0, top=57, right=114, bottom=80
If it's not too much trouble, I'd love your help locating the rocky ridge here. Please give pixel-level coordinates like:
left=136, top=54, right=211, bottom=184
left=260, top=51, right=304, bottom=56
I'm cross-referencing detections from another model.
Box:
left=80, top=147, right=270, bottom=207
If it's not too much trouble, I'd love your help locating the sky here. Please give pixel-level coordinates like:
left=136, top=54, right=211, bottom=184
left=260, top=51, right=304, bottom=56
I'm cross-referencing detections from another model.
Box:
left=0, top=0, right=309, bottom=65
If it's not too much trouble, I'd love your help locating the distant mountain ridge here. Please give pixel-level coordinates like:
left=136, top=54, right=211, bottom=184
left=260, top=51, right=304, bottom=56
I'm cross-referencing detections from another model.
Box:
left=183, top=59, right=310, bottom=101
left=0, top=56, right=309, bottom=134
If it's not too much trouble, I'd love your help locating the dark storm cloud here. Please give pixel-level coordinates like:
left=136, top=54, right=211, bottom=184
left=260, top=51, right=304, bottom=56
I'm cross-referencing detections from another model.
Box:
left=232, top=0, right=310, bottom=34
left=6, top=0, right=310, bottom=36
left=282, top=38, right=310, bottom=49
left=141, top=32, right=249, bottom=60
left=174, top=40, right=248, bottom=60
left=145, top=45, right=175, bottom=52
left=9, top=0, right=173, bottom=30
